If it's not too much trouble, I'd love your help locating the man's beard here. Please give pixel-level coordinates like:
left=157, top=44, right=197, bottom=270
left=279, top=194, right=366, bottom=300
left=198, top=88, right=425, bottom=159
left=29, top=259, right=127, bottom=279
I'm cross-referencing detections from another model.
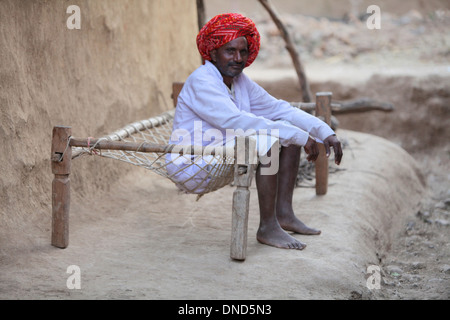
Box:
left=223, top=62, right=244, bottom=77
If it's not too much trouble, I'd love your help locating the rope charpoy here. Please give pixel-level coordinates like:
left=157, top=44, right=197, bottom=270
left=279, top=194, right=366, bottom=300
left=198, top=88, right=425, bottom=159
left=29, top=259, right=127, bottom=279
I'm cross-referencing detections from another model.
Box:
left=71, top=110, right=236, bottom=199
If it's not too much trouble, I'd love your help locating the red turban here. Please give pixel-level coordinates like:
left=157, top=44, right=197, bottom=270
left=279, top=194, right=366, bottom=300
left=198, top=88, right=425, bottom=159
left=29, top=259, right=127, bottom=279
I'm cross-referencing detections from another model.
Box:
left=196, top=13, right=261, bottom=68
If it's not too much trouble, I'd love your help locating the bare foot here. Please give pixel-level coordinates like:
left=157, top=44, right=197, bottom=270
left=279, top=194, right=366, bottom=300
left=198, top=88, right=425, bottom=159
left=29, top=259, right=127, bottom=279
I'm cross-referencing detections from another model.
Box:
left=278, top=215, right=321, bottom=235
left=256, top=224, right=307, bottom=250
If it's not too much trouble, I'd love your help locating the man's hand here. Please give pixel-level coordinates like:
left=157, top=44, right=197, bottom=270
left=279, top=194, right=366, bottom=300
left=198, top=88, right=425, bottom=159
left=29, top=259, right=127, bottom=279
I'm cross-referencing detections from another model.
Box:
left=304, top=136, right=319, bottom=162
left=323, top=134, right=343, bottom=165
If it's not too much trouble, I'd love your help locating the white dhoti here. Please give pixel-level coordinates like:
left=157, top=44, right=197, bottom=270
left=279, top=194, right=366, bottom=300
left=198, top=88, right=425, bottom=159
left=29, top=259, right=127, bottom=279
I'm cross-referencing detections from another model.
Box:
left=166, top=133, right=280, bottom=194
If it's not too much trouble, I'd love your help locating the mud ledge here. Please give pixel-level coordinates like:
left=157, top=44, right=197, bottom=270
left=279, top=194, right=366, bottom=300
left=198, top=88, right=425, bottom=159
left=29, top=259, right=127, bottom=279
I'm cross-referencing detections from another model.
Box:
left=0, top=129, right=425, bottom=299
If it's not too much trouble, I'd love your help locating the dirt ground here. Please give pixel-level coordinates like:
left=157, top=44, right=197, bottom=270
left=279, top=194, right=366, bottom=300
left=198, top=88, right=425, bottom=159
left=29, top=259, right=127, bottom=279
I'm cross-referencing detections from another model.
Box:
left=1, top=4, right=449, bottom=301
left=245, top=7, right=450, bottom=299
left=0, top=129, right=430, bottom=300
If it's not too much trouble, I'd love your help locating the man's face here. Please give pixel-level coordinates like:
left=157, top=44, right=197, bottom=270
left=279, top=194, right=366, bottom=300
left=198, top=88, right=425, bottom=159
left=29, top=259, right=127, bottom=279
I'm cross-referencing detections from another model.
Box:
left=210, top=37, right=249, bottom=80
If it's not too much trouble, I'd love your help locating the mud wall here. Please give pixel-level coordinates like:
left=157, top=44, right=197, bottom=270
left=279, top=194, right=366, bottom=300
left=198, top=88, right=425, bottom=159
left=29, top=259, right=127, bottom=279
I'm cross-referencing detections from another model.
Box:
left=0, top=0, right=199, bottom=234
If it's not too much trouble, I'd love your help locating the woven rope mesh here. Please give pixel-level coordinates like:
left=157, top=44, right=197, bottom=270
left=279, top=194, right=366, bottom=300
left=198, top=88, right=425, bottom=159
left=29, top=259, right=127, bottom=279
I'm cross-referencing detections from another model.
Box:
left=72, top=110, right=235, bottom=196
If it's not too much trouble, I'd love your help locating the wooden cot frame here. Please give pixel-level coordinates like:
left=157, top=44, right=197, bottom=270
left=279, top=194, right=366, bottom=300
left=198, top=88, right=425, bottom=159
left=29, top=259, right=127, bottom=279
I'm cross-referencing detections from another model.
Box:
left=51, top=86, right=332, bottom=261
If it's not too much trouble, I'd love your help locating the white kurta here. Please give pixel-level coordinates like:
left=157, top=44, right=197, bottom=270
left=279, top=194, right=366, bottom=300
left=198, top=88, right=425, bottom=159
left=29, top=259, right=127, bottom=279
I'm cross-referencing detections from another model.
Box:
left=166, top=60, right=335, bottom=193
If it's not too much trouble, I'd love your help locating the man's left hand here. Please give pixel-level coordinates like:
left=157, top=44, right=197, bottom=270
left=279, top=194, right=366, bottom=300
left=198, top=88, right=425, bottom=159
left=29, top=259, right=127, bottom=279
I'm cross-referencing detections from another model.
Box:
left=323, top=135, right=343, bottom=165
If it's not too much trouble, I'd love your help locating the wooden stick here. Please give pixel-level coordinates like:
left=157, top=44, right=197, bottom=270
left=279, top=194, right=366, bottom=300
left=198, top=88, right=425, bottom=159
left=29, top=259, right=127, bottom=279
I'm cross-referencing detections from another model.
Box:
left=231, top=136, right=256, bottom=261
left=314, top=92, right=332, bottom=195
left=171, top=82, right=185, bottom=108
left=290, top=98, right=394, bottom=114
left=70, top=138, right=234, bottom=157
left=258, top=0, right=312, bottom=102
left=196, top=0, right=206, bottom=30
left=196, top=0, right=206, bottom=64
left=329, top=98, right=394, bottom=114
left=51, top=126, right=72, bottom=248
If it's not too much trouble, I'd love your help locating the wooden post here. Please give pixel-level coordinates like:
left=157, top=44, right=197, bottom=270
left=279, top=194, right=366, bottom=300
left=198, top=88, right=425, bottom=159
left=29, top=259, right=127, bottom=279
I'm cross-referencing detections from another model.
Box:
left=171, top=82, right=184, bottom=108
left=315, top=92, right=332, bottom=195
left=196, top=0, right=206, bottom=30
left=51, top=126, right=72, bottom=248
left=231, top=136, right=256, bottom=261
left=258, top=0, right=312, bottom=102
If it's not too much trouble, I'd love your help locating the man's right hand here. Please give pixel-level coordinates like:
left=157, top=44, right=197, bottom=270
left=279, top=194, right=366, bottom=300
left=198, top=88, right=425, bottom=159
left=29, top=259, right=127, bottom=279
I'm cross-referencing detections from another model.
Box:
left=304, top=136, right=319, bottom=162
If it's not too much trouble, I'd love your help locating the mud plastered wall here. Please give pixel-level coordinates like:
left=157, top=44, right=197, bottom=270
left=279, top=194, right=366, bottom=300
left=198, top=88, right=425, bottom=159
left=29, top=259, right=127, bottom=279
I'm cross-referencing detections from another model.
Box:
left=0, top=0, right=199, bottom=235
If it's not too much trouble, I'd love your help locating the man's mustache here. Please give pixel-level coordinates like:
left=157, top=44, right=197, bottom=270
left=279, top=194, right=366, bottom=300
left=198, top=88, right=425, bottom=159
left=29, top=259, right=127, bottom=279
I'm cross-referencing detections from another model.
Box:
left=228, top=62, right=244, bottom=68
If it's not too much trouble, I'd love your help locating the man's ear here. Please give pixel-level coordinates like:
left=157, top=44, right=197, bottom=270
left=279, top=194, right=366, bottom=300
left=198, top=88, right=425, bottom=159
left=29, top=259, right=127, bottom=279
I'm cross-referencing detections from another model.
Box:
left=210, top=49, right=217, bottom=62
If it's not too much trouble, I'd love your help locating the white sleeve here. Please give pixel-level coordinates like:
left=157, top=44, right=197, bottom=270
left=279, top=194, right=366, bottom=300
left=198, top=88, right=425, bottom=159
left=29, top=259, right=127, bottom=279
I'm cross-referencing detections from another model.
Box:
left=246, top=76, right=335, bottom=142
left=182, top=77, right=313, bottom=146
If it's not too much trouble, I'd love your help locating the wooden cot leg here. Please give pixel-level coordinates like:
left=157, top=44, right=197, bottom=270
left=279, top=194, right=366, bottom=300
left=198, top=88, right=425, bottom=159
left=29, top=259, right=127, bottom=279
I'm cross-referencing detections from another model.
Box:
left=230, top=136, right=256, bottom=261
left=51, top=126, right=72, bottom=248
left=315, top=92, right=332, bottom=195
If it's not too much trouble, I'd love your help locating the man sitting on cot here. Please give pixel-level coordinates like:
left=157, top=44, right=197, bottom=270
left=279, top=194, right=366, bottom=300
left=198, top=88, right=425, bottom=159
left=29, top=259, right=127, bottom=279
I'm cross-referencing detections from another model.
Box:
left=167, top=13, right=343, bottom=250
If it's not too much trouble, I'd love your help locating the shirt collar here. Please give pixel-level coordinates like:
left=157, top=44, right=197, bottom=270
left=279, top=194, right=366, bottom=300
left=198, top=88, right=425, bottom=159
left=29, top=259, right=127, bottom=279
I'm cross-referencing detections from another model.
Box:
left=204, top=60, right=223, bottom=80
left=204, top=60, right=239, bottom=105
